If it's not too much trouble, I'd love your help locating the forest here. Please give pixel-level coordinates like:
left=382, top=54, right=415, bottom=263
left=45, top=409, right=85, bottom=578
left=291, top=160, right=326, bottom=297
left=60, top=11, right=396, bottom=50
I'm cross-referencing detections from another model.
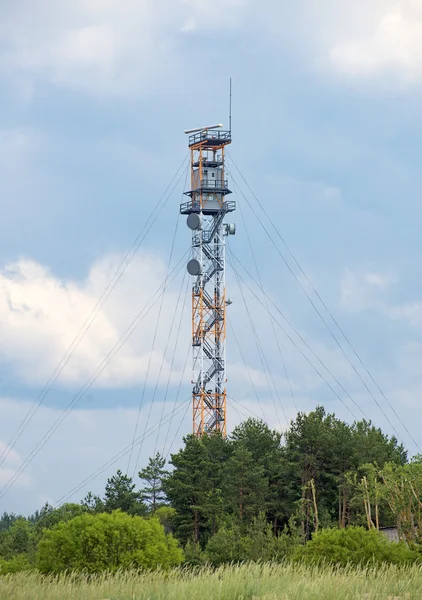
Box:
left=1, top=406, right=422, bottom=574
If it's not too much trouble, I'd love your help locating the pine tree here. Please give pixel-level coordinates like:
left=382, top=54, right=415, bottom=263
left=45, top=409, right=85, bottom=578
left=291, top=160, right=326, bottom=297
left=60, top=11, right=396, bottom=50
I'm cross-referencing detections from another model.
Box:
left=222, top=445, right=268, bottom=523
left=138, top=453, right=169, bottom=512
left=163, top=436, right=210, bottom=543
left=231, top=418, right=284, bottom=532
left=164, top=434, right=230, bottom=544
left=81, top=492, right=105, bottom=514
left=103, top=470, right=146, bottom=515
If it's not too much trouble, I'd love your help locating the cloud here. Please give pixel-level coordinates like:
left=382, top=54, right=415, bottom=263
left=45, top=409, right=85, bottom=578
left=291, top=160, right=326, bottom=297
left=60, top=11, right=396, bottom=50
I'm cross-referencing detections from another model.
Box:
left=329, top=2, right=422, bottom=79
left=0, top=0, right=244, bottom=95
left=290, top=0, right=422, bottom=81
left=0, top=436, right=30, bottom=488
left=340, top=267, right=422, bottom=328
left=387, top=302, right=422, bottom=326
left=0, top=129, right=38, bottom=174
left=340, top=268, right=396, bottom=313
left=0, top=252, right=192, bottom=388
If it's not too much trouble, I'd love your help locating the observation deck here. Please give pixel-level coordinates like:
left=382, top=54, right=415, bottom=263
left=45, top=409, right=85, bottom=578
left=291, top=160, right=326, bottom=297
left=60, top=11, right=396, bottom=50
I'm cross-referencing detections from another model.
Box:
left=180, top=199, right=236, bottom=216
left=187, top=129, right=231, bottom=148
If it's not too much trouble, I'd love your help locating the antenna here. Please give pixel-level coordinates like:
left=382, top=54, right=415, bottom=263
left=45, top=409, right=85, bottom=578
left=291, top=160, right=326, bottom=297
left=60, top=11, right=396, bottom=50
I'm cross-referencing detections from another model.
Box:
left=184, top=123, right=223, bottom=135
left=229, top=78, right=232, bottom=134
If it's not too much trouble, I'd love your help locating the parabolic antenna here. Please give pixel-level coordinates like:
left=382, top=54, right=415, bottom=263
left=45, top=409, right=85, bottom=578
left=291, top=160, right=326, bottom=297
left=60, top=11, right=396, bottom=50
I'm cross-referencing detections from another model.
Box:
left=187, top=259, right=201, bottom=276
left=187, top=213, right=201, bottom=230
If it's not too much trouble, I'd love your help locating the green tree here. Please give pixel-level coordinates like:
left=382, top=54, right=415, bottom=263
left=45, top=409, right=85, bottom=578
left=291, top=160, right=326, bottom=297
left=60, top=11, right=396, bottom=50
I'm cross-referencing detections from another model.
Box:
left=351, top=420, right=407, bottom=468
left=283, top=407, right=351, bottom=535
left=205, top=513, right=287, bottom=566
left=0, top=518, right=34, bottom=561
left=231, top=418, right=285, bottom=532
left=222, top=445, right=268, bottom=522
left=82, top=491, right=105, bottom=513
left=36, top=510, right=183, bottom=573
left=164, top=433, right=230, bottom=544
left=139, top=453, right=168, bottom=512
left=154, top=506, right=177, bottom=534
left=231, top=419, right=282, bottom=470
left=104, top=470, right=146, bottom=515
left=31, top=503, right=87, bottom=540
left=0, top=512, right=21, bottom=532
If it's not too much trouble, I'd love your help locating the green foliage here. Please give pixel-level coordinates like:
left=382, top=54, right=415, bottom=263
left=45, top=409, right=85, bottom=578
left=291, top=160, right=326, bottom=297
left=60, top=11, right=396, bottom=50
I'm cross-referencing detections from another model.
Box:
left=81, top=491, right=105, bottom=514
left=0, top=554, right=33, bottom=574
left=32, top=503, right=87, bottom=540
left=164, top=433, right=231, bottom=544
left=350, top=420, right=407, bottom=467
left=204, top=514, right=297, bottom=566
left=0, top=410, right=414, bottom=576
left=138, top=453, right=168, bottom=512
left=222, top=446, right=268, bottom=521
left=0, top=512, right=22, bottom=532
left=0, top=518, right=34, bottom=561
left=154, top=506, right=177, bottom=534
left=295, top=526, right=418, bottom=567
left=183, top=541, right=206, bottom=566
left=36, top=510, right=183, bottom=574
left=104, top=470, right=147, bottom=516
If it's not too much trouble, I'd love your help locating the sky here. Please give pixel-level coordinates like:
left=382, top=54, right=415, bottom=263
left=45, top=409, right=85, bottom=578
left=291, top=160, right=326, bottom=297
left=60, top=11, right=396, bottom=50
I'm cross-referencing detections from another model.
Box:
left=1, top=0, right=422, bottom=514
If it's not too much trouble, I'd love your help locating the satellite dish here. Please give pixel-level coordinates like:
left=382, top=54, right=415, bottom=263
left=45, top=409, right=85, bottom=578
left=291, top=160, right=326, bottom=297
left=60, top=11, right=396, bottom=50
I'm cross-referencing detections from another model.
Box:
left=187, top=213, right=201, bottom=230
left=187, top=259, right=201, bottom=276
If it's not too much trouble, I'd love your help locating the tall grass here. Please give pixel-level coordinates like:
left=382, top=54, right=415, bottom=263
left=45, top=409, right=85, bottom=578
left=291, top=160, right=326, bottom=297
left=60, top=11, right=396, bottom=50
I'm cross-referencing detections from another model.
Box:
left=0, top=562, right=419, bottom=599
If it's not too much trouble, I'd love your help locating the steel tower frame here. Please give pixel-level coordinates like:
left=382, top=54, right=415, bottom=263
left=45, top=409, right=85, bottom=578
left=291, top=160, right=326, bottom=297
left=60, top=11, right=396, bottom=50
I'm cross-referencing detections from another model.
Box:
left=180, top=127, right=236, bottom=436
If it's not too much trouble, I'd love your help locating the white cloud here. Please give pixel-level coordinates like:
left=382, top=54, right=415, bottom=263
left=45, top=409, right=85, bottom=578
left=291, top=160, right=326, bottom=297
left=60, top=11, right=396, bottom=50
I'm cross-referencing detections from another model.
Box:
left=0, top=436, right=30, bottom=489
left=387, top=302, right=422, bottom=325
left=329, top=2, right=422, bottom=79
left=340, top=268, right=396, bottom=313
left=0, top=467, right=30, bottom=488
left=0, top=252, right=191, bottom=388
left=0, top=0, right=244, bottom=95
left=0, top=441, right=20, bottom=466
left=340, top=267, right=422, bottom=327
left=0, top=129, right=39, bottom=174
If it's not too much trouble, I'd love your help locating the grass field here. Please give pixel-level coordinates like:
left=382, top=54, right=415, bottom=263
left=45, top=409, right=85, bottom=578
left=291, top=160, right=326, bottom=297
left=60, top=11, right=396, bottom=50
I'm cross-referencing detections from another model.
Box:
left=0, top=562, right=420, bottom=600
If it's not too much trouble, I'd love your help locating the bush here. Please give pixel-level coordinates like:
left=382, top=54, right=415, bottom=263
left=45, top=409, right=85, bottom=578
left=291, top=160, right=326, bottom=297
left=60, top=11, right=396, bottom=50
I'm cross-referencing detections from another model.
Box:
left=294, top=526, right=418, bottom=567
left=0, top=555, right=33, bottom=575
left=36, top=510, right=183, bottom=573
left=205, top=524, right=252, bottom=566
left=183, top=541, right=206, bottom=566
left=204, top=514, right=295, bottom=566
left=154, top=506, right=177, bottom=535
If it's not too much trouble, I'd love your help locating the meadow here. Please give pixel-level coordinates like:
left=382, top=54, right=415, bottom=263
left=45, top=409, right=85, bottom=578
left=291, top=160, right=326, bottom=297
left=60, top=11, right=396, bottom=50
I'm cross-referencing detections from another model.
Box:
left=0, top=562, right=420, bottom=600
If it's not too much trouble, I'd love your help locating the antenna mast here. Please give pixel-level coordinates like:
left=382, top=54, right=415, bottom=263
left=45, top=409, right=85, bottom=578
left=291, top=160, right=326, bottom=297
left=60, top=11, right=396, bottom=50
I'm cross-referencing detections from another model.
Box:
left=181, top=124, right=236, bottom=436
left=229, top=78, right=232, bottom=134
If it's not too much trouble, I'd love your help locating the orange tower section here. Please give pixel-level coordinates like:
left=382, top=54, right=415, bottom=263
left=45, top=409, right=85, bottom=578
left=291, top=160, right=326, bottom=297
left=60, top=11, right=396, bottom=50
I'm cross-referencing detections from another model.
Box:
left=180, top=125, right=236, bottom=436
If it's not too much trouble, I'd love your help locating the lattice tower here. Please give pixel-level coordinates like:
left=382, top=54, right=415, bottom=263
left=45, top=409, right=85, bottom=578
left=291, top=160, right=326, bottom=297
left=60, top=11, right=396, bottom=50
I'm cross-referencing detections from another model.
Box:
left=180, top=126, right=236, bottom=436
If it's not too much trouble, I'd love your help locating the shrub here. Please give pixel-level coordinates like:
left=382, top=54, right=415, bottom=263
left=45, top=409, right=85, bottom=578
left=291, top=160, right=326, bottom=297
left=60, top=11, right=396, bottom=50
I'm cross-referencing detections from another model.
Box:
left=205, top=514, right=293, bottom=566
left=183, top=541, right=206, bottom=566
left=0, top=555, right=33, bottom=574
left=154, top=506, right=177, bottom=534
left=294, top=526, right=418, bottom=567
left=36, top=510, right=183, bottom=574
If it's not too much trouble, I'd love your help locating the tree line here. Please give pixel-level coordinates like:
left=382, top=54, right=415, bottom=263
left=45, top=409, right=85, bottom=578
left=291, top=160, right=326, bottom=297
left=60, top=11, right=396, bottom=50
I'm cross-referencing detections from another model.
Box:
left=1, top=406, right=422, bottom=572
